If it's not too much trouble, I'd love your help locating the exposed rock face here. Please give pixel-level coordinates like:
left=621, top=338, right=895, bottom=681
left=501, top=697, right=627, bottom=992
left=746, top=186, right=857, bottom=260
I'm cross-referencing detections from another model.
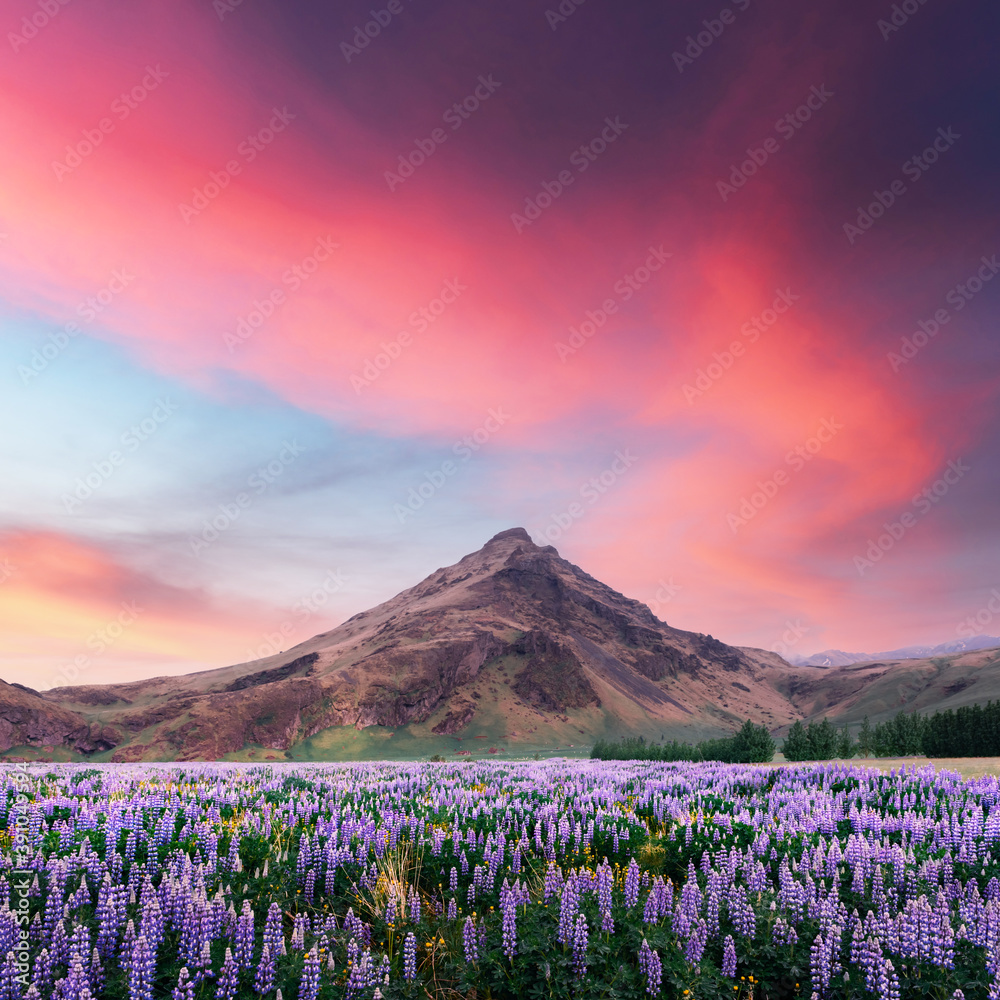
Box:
left=0, top=680, right=116, bottom=753
left=3, top=528, right=808, bottom=760
left=223, top=653, right=319, bottom=692
left=510, top=630, right=600, bottom=712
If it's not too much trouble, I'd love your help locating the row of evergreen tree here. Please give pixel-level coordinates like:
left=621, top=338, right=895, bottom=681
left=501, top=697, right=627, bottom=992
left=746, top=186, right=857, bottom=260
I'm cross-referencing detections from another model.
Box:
left=591, top=702, right=1000, bottom=764
left=590, top=719, right=776, bottom=764
left=785, top=702, right=1000, bottom=760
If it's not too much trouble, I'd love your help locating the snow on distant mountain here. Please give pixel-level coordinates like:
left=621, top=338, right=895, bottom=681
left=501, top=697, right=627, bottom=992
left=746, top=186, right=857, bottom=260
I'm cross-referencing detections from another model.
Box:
left=786, top=635, right=1000, bottom=667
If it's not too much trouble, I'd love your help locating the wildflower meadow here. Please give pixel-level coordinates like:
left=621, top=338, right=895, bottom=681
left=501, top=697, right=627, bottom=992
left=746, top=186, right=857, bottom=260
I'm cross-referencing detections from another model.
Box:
left=0, top=759, right=996, bottom=998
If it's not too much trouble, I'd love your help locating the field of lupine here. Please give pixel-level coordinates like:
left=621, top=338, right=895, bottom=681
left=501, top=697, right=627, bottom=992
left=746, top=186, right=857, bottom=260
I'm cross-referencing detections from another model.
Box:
left=1, top=761, right=998, bottom=999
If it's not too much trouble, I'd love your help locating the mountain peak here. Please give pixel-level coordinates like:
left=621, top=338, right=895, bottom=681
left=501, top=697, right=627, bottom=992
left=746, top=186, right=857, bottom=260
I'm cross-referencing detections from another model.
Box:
left=487, top=527, right=534, bottom=544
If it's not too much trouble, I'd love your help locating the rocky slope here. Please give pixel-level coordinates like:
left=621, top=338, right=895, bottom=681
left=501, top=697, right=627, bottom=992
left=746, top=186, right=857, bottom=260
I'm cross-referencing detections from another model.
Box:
left=1, top=528, right=804, bottom=761
left=0, top=679, right=119, bottom=754
left=774, top=645, right=1000, bottom=729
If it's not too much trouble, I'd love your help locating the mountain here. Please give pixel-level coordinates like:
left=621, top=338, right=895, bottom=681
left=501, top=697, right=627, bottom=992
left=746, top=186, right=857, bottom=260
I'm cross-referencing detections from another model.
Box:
left=775, top=644, right=1000, bottom=730
left=0, top=678, right=115, bottom=753
left=786, top=634, right=1000, bottom=667
left=1, top=528, right=800, bottom=762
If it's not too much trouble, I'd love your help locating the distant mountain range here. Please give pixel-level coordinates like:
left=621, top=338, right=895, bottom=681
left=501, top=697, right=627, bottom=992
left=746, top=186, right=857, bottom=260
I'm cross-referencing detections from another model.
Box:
left=786, top=635, right=1000, bottom=667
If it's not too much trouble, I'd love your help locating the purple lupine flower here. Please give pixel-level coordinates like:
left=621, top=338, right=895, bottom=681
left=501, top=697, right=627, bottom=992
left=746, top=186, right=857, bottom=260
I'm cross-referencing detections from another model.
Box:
left=344, top=947, right=375, bottom=998
left=0, top=950, right=25, bottom=1000
left=705, top=874, right=721, bottom=937
left=810, top=931, right=832, bottom=995
left=50, top=919, right=70, bottom=968
left=462, top=917, right=478, bottom=964
left=722, top=934, right=737, bottom=977
left=195, top=938, right=214, bottom=986
left=876, top=957, right=900, bottom=1000
left=129, top=934, right=155, bottom=1000
left=215, top=947, right=238, bottom=1000
left=298, top=945, right=320, bottom=1000
left=172, top=967, right=195, bottom=1000
left=542, top=863, right=564, bottom=904
left=447, top=898, right=458, bottom=920
left=558, top=878, right=579, bottom=946
left=403, top=932, right=417, bottom=980
left=342, top=908, right=370, bottom=946
left=254, top=943, right=276, bottom=995
left=637, top=938, right=662, bottom=995
left=728, top=885, right=757, bottom=940
left=90, top=948, right=105, bottom=996
left=139, top=893, right=164, bottom=956
left=642, top=882, right=660, bottom=925
left=31, top=948, right=52, bottom=996
left=572, top=913, right=589, bottom=980
left=859, top=933, right=884, bottom=993
left=673, top=869, right=702, bottom=940
left=500, top=881, right=518, bottom=961
left=234, top=900, right=255, bottom=970
left=597, top=862, right=614, bottom=934
left=624, top=859, right=641, bottom=909
left=290, top=913, right=307, bottom=950
left=683, top=918, right=707, bottom=966
left=70, top=955, right=94, bottom=1000
left=121, top=919, right=136, bottom=970
left=263, top=902, right=283, bottom=955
